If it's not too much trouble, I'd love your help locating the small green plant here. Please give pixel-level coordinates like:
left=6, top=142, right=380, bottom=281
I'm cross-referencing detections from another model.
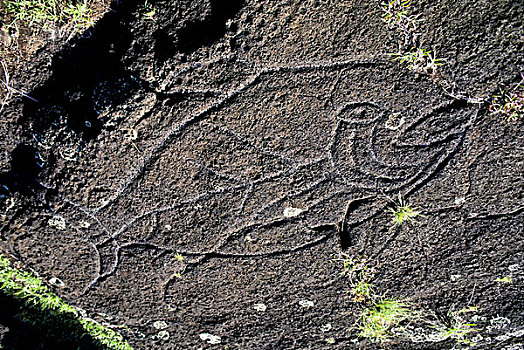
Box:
left=333, top=254, right=378, bottom=302
left=4, top=0, right=61, bottom=25
left=495, top=275, right=512, bottom=284
left=388, top=193, right=422, bottom=226
left=358, top=299, right=421, bottom=342
left=141, top=0, right=156, bottom=21
left=391, top=47, right=443, bottom=76
left=434, top=306, right=479, bottom=345
left=489, top=74, right=524, bottom=121
left=381, top=0, right=419, bottom=31
left=0, top=253, right=132, bottom=350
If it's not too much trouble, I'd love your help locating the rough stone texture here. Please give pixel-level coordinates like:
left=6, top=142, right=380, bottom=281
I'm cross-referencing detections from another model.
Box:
left=1, top=0, right=523, bottom=349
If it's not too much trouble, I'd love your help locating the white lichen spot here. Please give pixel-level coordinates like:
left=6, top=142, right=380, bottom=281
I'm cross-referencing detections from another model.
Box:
left=471, top=334, right=484, bottom=343
left=4, top=198, right=15, bottom=212
left=283, top=207, right=303, bottom=217
left=156, top=330, right=169, bottom=341
left=98, top=312, right=114, bottom=321
left=153, top=320, right=168, bottom=330
left=124, top=128, right=138, bottom=141
left=76, top=307, right=87, bottom=318
left=450, top=274, right=462, bottom=282
left=471, top=315, right=488, bottom=323
left=491, top=317, right=511, bottom=330
left=508, top=264, right=520, bottom=272
left=49, top=277, right=65, bottom=288
left=59, top=146, right=77, bottom=161
left=253, top=303, right=267, bottom=312
left=136, top=331, right=146, bottom=339
left=164, top=224, right=172, bottom=230
left=454, top=197, right=466, bottom=205
left=298, top=299, right=314, bottom=308
left=496, top=334, right=511, bottom=342
left=199, top=333, right=221, bottom=344
left=426, top=331, right=447, bottom=342
left=385, top=112, right=405, bottom=130
left=48, top=216, right=66, bottom=230
left=401, top=326, right=437, bottom=343
left=320, top=323, right=332, bottom=332
left=79, top=220, right=91, bottom=229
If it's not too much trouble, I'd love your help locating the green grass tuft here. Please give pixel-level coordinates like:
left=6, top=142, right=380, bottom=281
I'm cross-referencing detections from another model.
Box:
left=0, top=253, right=133, bottom=350
left=358, top=299, right=421, bottom=342
left=3, top=0, right=93, bottom=30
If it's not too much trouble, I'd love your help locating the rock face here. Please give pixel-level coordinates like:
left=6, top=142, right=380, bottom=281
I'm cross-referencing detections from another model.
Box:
left=1, top=0, right=523, bottom=349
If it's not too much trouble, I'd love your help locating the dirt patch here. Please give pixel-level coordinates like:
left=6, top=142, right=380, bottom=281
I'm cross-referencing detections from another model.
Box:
left=1, top=0, right=523, bottom=349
